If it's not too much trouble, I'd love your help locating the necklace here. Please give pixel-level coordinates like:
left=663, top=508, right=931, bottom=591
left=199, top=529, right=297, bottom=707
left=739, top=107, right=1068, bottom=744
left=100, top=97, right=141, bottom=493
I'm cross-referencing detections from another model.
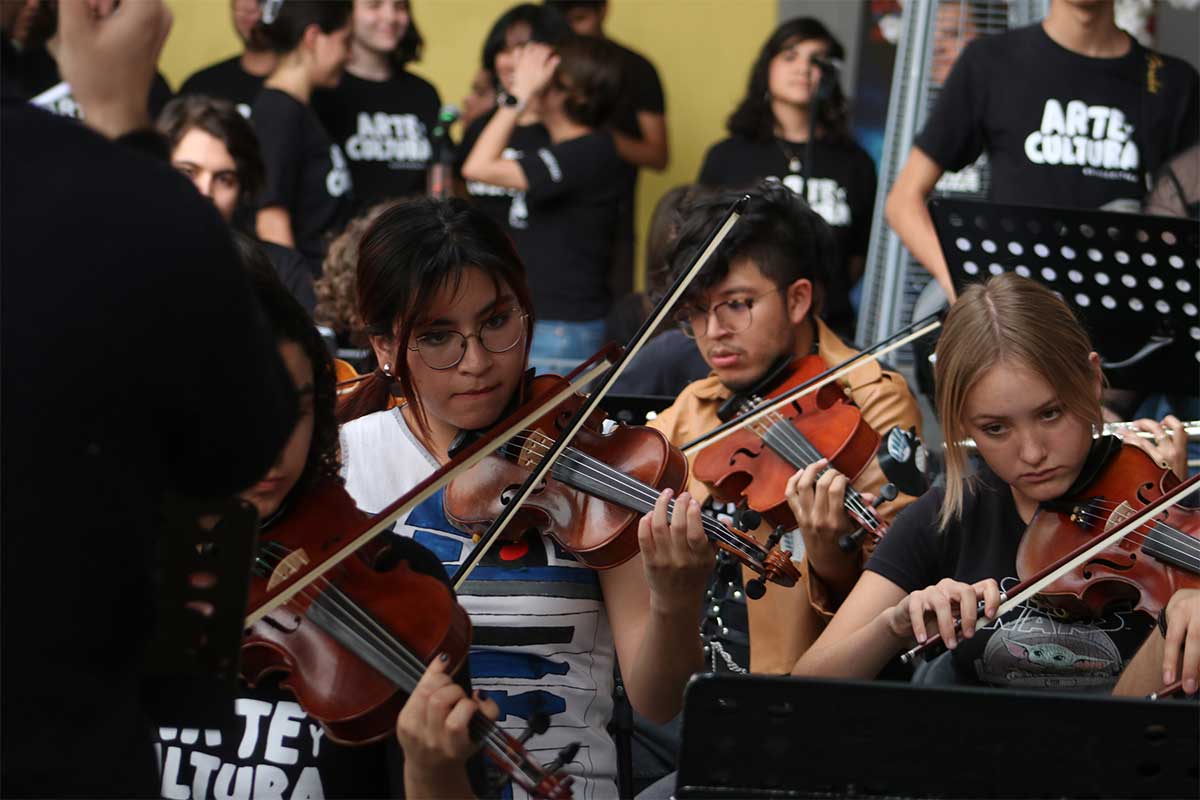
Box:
left=776, top=138, right=803, bottom=174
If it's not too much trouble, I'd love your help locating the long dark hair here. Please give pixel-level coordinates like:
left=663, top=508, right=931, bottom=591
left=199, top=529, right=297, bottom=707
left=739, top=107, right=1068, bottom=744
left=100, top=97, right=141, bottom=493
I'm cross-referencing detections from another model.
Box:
left=234, top=232, right=341, bottom=490
left=337, top=198, right=535, bottom=436
left=389, top=0, right=425, bottom=67
left=727, top=17, right=851, bottom=145
left=260, top=0, right=353, bottom=55
left=481, top=3, right=571, bottom=80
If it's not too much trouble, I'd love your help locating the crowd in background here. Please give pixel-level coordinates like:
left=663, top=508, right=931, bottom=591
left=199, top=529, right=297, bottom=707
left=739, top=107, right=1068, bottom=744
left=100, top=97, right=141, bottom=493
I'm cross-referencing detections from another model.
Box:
left=5, top=0, right=879, bottom=377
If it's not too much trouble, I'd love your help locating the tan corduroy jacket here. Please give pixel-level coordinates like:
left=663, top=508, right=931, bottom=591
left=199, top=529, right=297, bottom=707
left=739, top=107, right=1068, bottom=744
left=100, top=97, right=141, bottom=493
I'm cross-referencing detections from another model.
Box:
left=648, top=319, right=923, bottom=673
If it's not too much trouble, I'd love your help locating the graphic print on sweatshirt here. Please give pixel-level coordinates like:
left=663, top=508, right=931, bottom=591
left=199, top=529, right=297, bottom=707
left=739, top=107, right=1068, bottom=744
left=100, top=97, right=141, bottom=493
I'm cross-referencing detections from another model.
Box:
left=394, top=490, right=617, bottom=800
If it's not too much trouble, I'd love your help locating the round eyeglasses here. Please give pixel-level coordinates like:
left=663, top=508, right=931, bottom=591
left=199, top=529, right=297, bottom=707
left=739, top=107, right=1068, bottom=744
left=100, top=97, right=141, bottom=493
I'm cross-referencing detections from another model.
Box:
left=408, top=308, right=528, bottom=370
left=673, top=287, right=784, bottom=339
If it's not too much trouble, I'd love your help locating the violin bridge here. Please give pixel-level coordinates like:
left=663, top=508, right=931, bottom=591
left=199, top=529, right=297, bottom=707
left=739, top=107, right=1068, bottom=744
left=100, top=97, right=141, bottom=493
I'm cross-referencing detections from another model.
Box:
left=266, top=548, right=311, bottom=592
left=1101, top=501, right=1135, bottom=533
left=517, top=430, right=554, bottom=469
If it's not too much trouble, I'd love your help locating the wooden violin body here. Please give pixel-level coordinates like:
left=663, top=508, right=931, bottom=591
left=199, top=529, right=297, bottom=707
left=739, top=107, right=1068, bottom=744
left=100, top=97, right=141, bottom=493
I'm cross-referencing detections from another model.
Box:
left=242, top=480, right=471, bottom=745
left=692, top=354, right=882, bottom=530
left=445, top=374, right=800, bottom=591
left=1018, top=443, right=1200, bottom=621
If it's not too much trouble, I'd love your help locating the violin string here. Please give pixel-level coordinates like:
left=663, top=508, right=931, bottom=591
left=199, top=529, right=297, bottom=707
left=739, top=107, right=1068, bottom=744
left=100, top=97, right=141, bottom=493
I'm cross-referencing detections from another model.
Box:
left=510, top=433, right=769, bottom=565
left=1057, top=505, right=1200, bottom=571
left=736, top=396, right=879, bottom=525
left=252, top=545, right=541, bottom=783
left=745, top=408, right=880, bottom=528
left=254, top=560, right=540, bottom=789
left=505, top=433, right=770, bottom=565
left=253, top=546, right=523, bottom=761
left=1049, top=508, right=1200, bottom=571
left=1069, top=500, right=1200, bottom=550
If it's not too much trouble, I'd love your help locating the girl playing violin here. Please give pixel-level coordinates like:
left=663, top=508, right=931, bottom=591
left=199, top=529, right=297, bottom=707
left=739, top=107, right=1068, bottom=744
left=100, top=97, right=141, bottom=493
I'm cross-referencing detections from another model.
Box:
left=793, top=273, right=1196, bottom=694
left=153, top=238, right=493, bottom=800
left=337, top=197, right=715, bottom=799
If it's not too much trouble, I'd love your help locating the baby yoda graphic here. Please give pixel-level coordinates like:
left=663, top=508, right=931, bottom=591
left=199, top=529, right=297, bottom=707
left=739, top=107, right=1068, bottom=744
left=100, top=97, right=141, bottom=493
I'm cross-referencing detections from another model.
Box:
left=976, top=626, right=1121, bottom=689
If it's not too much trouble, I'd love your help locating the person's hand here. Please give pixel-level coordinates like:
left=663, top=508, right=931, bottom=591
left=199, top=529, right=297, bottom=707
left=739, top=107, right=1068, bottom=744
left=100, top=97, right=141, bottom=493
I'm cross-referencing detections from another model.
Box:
left=57, top=0, right=172, bottom=138
left=396, top=654, right=498, bottom=777
left=510, top=42, right=560, bottom=103
left=785, top=459, right=876, bottom=548
left=887, top=578, right=1002, bottom=649
left=1120, top=415, right=1188, bottom=482
left=638, top=489, right=714, bottom=615
left=1161, top=589, right=1200, bottom=695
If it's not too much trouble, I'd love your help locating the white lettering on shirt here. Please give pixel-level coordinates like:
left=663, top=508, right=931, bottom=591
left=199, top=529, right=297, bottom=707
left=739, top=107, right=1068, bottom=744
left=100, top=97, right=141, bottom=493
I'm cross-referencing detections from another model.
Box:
left=263, top=701, right=304, bottom=765
left=537, top=148, right=563, bottom=183
left=346, top=112, right=431, bottom=167
left=326, top=144, right=352, bottom=198
left=1024, top=99, right=1139, bottom=177
left=235, top=699, right=272, bottom=759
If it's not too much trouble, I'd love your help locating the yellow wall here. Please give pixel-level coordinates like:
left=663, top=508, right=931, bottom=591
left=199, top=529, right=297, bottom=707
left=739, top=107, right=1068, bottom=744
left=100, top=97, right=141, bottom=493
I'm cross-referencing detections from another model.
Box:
left=161, top=0, right=778, bottom=288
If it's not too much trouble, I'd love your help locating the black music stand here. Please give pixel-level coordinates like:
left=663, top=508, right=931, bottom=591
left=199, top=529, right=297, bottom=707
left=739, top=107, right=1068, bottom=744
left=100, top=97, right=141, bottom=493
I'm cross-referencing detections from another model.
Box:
left=930, top=198, right=1199, bottom=396
left=141, top=494, right=259, bottom=727
left=676, top=674, right=1199, bottom=799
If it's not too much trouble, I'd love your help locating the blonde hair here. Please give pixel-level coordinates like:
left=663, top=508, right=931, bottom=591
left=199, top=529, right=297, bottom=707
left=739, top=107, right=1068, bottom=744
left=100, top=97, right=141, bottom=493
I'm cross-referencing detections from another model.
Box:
left=935, top=273, right=1102, bottom=528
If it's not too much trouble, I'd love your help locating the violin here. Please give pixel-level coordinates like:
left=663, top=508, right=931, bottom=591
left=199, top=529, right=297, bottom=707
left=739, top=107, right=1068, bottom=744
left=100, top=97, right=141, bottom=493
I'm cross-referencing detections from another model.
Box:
left=903, top=439, right=1200, bottom=667
left=443, top=373, right=801, bottom=598
left=242, top=479, right=577, bottom=800
left=690, top=354, right=895, bottom=552
left=1016, top=439, right=1200, bottom=622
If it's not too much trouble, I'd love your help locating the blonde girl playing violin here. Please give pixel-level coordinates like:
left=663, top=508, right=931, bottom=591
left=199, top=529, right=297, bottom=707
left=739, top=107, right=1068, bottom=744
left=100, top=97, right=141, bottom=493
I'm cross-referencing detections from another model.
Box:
left=337, top=197, right=714, bottom=799
left=155, top=239, right=493, bottom=800
left=792, top=272, right=1197, bottom=695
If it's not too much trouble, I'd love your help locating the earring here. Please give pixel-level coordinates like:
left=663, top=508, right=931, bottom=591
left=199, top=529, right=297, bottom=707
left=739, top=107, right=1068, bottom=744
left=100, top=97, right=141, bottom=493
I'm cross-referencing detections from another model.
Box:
left=382, top=362, right=393, bottom=376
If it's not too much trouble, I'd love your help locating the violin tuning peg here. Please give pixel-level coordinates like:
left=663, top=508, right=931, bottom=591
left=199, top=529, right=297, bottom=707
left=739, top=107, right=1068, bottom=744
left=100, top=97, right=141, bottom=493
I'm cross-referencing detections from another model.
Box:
left=744, top=578, right=766, bottom=600
left=764, top=524, right=787, bottom=551
left=838, top=528, right=867, bottom=553
left=875, top=483, right=899, bottom=506
left=732, top=507, right=762, bottom=532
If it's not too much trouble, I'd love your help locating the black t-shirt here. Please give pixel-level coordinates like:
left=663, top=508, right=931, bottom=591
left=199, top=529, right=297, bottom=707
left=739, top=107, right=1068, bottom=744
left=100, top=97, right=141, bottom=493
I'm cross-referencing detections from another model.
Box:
left=153, top=535, right=481, bottom=800
left=609, top=41, right=667, bottom=289
left=698, top=135, right=878, bottom=338
left=252, top=88, right=354, bottom=271
left=517, top=130, right=626, bottom=321
left=312, top=71, right=441, bottom=210
left=1, top=99, right=296, bottom=797
left=458, top=110, right=551, bottom=233
left=867, top=466, right=1155, bottom=690
left=179, top=55, right=265, bottom=117
left=916, top=23, right=1200, bottom=211
left=261, top=241, right=317, bottom=316
left=610, top=41, right=665, bottom=139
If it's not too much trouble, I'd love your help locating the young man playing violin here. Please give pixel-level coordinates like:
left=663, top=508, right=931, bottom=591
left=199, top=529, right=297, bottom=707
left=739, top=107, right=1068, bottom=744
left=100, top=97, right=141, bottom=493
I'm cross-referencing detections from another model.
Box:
left=648, top=184, right=923, bottom=674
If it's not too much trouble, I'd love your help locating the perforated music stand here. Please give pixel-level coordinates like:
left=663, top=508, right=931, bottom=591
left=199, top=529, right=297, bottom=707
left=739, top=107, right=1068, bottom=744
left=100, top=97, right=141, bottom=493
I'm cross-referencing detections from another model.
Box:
left=930, top=198, right=1199, bottom=396
left=676, top=674, right=1199, bottom=799
left=141, top=494, right=259, bottom=727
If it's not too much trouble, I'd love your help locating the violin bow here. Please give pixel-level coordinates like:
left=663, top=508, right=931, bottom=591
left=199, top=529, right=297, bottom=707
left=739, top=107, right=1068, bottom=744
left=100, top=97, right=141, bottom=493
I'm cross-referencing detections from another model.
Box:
left=451, top=194, right=752, bottom=590
left=901, top=472, right=1200, bottom=665
left=244, top=359, right=614, bottom=627
left=679, top=313, right=944, bottom=458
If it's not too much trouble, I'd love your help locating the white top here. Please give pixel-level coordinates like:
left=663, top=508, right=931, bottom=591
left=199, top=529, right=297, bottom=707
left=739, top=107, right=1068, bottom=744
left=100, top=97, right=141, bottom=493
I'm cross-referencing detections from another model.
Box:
left=340, top=408, right=618, bottom=800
